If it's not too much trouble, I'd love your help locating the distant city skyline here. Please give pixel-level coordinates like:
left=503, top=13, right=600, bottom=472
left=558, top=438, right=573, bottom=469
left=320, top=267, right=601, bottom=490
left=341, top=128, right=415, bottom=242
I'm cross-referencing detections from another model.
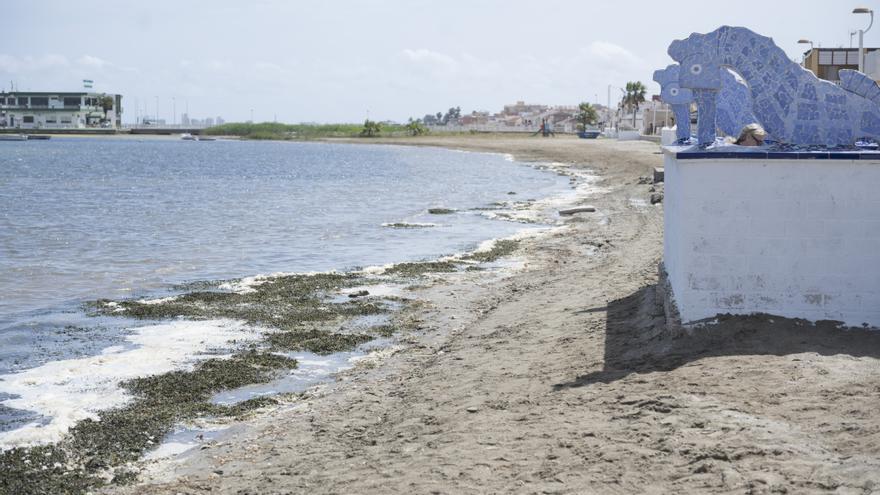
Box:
left=3, top=1, right=876, bottom=123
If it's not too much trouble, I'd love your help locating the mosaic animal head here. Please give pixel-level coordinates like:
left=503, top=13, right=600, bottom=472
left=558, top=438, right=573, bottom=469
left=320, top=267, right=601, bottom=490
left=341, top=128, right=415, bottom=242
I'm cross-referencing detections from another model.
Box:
left=668, top=30, right=723, bottom=90
left=653, top=64, right=694, bottom=105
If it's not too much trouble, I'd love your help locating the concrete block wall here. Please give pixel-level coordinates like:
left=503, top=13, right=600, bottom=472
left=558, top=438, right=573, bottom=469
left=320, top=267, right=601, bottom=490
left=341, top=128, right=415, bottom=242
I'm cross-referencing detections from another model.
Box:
left=663, top=153, right=880, bottom=328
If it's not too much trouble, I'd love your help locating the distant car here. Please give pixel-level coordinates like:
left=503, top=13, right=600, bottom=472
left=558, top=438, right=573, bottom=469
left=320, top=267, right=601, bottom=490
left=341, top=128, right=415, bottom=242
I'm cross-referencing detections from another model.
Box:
left=101, top=121, right=111, bottom=128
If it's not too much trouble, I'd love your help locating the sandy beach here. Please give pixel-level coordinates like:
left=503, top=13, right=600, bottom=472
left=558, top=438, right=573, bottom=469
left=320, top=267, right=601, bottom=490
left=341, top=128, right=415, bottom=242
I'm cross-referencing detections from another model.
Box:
left=107, top=135, right=880, bottom=494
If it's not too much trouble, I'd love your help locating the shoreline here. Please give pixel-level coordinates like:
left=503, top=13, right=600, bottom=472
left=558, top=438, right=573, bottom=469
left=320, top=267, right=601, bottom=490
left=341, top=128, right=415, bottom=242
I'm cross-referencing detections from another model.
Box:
left=113, top=134, right=880, bottom=494
left=0, top=136, right=597, bottom=493
left=5, top=135, right=880, bottom=494
left=110, top=135, right=670, bottom=491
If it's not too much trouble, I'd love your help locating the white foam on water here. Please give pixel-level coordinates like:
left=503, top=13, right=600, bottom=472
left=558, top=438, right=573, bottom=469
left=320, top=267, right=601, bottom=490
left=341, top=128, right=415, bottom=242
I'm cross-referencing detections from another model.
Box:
left=359, top=264, right=395, bottom=275
left=218, top=272, right=291, bottom=294
left=217, top=271, right=331, bottom=294
left=435, top=227, right=558, bottom=265
left=475, top=165, right=604, bottom=226
left=381, top=222, right=437, bottom=228
left=136, top=296, right=180, bottom=305
left=0, top=319, right=261, bottom=450
left=99, top=301, right=126, bottom=313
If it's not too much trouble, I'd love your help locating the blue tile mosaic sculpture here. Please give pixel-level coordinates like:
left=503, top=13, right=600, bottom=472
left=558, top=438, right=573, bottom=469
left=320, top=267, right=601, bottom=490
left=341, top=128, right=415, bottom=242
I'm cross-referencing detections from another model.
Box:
left=654, top=64, right=759, bottom=142
left=716, top=68, right=759, bottom=139
left=666, top=25, right=880, bottom=146
left=653, top=65, right=693, bottom=142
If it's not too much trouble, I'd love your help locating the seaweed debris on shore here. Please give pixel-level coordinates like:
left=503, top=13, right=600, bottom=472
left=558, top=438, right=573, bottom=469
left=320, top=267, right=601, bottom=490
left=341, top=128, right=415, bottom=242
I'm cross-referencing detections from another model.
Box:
left=1, top=350, right=295, bottom=494
left=427, top=208, right=456, bottom=215
left=461, top=239, right=520, bottom=263
left=2, top=241, right=524, bottom=493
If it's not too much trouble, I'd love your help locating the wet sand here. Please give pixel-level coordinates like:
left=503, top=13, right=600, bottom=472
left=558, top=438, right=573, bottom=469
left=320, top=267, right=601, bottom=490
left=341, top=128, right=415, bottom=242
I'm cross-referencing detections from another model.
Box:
left=110, top=135, right=880, bottom=494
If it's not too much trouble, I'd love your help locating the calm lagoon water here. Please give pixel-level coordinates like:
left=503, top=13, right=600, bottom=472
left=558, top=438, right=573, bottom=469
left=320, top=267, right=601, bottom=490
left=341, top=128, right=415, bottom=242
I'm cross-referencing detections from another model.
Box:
left=0, top=137, right=569, bottom=377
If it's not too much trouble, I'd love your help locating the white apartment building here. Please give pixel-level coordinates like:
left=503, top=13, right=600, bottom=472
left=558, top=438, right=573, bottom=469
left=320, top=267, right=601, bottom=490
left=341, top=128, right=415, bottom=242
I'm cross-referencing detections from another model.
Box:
left=0, top=92, right=122, bottom=129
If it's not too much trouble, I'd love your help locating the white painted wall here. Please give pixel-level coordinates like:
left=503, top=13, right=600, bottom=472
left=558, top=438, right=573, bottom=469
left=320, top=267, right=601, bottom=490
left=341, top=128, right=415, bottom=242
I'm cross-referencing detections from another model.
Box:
left=661, top=127, right=677, bottom=145
left=663, top=153, right=880, bottom=328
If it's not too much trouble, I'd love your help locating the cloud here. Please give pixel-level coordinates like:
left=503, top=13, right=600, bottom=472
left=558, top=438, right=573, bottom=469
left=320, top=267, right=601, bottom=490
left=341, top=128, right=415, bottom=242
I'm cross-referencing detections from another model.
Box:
left=584, top=41, right=646, bottom=74
left=76, top=55, right=109, bottom=69
left=400, top=49, right=459, bottom=76
left=0, top=54, right=70, bottom=73
left=206, top=60, right=230, bottom=71
left=253, top=61, right=284, bottom=73
left=588, top=41, right=638, bottom=60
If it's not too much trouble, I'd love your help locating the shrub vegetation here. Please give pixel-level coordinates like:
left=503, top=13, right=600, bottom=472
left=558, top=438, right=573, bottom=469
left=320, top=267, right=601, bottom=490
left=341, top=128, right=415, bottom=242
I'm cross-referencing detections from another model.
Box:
left=204, top=122, right=406, bottom=140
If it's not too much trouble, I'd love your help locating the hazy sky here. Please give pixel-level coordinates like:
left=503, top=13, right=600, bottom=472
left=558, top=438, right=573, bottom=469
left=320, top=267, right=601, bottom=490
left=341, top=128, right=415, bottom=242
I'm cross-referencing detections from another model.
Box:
left=4, top=1, right=877, bottom=123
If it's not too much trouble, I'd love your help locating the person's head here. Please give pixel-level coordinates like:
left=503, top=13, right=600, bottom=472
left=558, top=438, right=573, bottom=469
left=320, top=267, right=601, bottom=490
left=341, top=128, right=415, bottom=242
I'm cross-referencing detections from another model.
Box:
left=734, top=123, right=766, bottom=146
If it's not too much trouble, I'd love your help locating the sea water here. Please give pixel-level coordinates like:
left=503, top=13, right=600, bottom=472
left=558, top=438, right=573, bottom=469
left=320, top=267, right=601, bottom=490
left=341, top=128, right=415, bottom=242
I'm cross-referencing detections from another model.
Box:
left=0, top=137, right=571, bottom=444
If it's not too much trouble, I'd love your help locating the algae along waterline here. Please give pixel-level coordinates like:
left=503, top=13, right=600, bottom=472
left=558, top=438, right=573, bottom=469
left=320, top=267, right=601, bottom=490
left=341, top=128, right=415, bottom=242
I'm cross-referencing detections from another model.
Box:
left=0, top=137, right=584, bottom=493
left=0, top=237, right=526, bottom=493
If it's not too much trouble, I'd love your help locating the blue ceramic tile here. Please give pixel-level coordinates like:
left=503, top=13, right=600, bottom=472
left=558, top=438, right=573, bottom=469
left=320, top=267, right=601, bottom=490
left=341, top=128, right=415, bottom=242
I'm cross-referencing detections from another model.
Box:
left=711, top=152, right=743, bottom=159
left=828, top=152, right=859, bottom=160
left=660, top=26, right=880, bottom=146
left=676, top=152, right=712, bottom=159
left=766, top=152, right=792, bottom=159
left=738, top=152, right=768, bottom=159
left=796, top=152, right=829, bottom=159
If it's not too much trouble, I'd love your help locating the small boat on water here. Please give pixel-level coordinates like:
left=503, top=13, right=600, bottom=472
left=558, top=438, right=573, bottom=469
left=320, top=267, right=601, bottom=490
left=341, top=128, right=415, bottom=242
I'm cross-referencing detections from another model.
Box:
left=181, top=132, right=216, bottom=141
left=27, top=135, right=51, bottom=140
left=0, top=134, right=28, bottom=141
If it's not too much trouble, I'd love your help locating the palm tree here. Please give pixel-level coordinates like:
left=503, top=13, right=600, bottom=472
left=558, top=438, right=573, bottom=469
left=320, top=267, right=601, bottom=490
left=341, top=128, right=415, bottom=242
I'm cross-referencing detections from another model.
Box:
left=577, top=102, right=598, bottom=131
left=623, top=81, right=647, bottom=128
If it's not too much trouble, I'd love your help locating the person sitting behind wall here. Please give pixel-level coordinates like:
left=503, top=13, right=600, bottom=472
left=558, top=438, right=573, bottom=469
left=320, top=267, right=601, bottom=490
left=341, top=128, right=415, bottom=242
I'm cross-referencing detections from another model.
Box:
left=733, top=123, right=766, bottom=146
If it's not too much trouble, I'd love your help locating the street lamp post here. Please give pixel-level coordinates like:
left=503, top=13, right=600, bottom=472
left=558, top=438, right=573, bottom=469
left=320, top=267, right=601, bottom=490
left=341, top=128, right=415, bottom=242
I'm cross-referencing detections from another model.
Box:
left=155, top=96, right=159, bottom=127
left=607, top=85, right=625, bottom=130
left=853, top=7, right=874, bottom=73
left=172, top=97, right=176, bottom=127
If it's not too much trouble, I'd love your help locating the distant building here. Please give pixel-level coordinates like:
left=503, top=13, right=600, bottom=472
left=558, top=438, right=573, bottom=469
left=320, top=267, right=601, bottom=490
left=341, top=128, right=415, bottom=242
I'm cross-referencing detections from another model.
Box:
left=501, top=100, right=548, bottom=116
left=458, top=111, right=490, bottom=126
left=216, top=116, right=224, bottom=126
left=864, top=51, right=880, bottom=81
left=802, top=47, right=880, bottom=82
left=641, top=99, right=674, bottom=135
left=0, top=91, right=122, bottom=129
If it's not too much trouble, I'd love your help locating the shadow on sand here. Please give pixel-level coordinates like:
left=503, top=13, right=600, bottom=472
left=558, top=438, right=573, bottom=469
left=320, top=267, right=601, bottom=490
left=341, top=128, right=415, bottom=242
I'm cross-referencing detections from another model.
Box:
left=553, top=284, right=880, bottom=390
